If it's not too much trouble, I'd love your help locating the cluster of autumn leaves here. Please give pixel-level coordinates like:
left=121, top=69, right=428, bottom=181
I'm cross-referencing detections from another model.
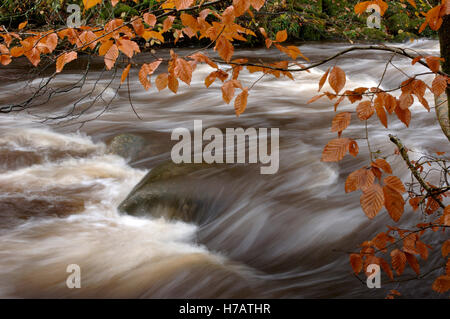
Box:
left=0, top=0, right=450, bottom=295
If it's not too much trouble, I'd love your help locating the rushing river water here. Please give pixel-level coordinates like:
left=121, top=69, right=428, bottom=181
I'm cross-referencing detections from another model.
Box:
left=0, top=40, right=447, bottom=298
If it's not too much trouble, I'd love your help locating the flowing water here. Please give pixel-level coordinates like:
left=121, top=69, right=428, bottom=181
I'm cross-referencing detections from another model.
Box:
left=0, top=40, right=448, bottom=298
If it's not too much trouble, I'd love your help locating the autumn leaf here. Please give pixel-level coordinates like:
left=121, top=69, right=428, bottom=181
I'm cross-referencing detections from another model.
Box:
left=431, top=75, right=448, bottom=96
left=374, top=102, right=388, bottom=128
left=443, top=240, right=450, bottom=257
left=155, top=73, right=169, bottom=91
left=356, top=101, right=374, bottom=120
left=405, top=253, right=420, bottom=275
left=222, top=80, right=236, bottom=104
left=18, top=21, right=28, bottom=30
left=371, top=158, right=392, bottom=174
left=162, top=16, right=175, bottom=33
left=168, top=74, right=179, bottom=93
left=383, top=176, right=405, bottom=193
left=143, top=13, right=157, bottom=28
left=406, top=0, right=417, bottom=9
left=250, top=0, right=265, bottom=11
left=174, top=58, right=193, bottom=85
left=215, top=37, right=234, bottom=62
left=395, top=104, right=411, bottom=127
left=120, top=64, right=131, bottom=84
left=275, top=30, right=287, bottom=42
left=383, top=185, right=405, bottom=222
left=425, top=56, right=443, bottom=73
left=104, top=44, right=119, bottom=70
left=345, top=168, right=375, bottom=193
left=331, top=112, right=351, bottom=133
left=360, top=183, right=384, bottom=219
left=321, top=138, right=351, bottom=162
left=318, top=68, right=330, bottom=92
left=83, top=0, right=102, bottom=10
left=56, top=51, right=77, bottom=73
left=234, top=88, right=249, bottom=116
left=391, top=249, right=407, bottom=275
left=174, top=0, right=194, bottom=10
left=349, top=254, right=363, bottom=274
left=432, top=275, right=450, bottom=293
left=328, top=66, right=346, bottom=94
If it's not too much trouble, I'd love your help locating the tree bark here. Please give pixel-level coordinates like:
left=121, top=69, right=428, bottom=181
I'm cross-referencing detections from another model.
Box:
left=436, top=13, right=450, bottom=141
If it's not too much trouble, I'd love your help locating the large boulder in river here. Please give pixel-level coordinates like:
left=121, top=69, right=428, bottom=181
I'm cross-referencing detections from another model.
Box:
left=118, top=161, right=237, bottom=223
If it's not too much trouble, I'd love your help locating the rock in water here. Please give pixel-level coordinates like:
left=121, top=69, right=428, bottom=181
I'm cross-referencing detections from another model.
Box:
left=107, top=133, right=146, bottom=162
left=118, top=161, right=231, bottom=223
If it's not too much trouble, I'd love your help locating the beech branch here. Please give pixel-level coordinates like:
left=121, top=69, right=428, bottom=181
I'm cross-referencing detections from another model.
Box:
left=388, top=134, right=445, bottom=209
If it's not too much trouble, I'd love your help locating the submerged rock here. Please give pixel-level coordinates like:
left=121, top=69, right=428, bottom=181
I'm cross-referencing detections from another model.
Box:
left=107, top=133, right=146, bottom=162
left=118, top=161, right=233, bottom=223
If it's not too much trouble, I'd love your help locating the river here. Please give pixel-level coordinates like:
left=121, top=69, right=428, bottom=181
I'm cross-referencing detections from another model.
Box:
left=0, top=40, right=447, bottom=298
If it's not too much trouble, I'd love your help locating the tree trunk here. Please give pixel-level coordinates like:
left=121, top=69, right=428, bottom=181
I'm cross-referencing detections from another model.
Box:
left=436, top=12, right=450, bottom=141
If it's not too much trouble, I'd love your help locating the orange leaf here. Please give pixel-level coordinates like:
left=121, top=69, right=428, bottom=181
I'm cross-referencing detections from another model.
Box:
left=425, top=56, right=443, bottom=73
left=372, top=158, right=392, bottom=174
left=399, top=93, right=414, bottom=110
left=349, top=254, right=363, bottom=274
left=395, top=104, right=411, bottom=127
left=383, top=176, right=405, bottom=193
left=406, top=0, right=417, bottom=9
left=104, top=44, right=119, bottom=70
left=383, top=185, right=405, bottom=222
left=250, top=0, right=265, bottom=11
left=162, top=16, right=175, bottom=33
left=143, top=13, right=157, bottom=28
left=234, top=88, right=249, bottom=117
left=18, top=21, right=28, bottom=30
left=168, top=74, right=179, bottom=93
left=321, top=138, right=350, bottom=162
left=222, top=80, right=236, bottom=104
left=120, top=64, right=131, bottom=84
left=328, top=66, right=346, bottom=94
left=174, top=58, right=193, bottom=85
left=375, top=102, right=388, bottom=128
left=356, top=101, right=375, bottom=120
left=55, top=51, right=77, bottom=73
left=174, top=0, right=194, bottom=10
left=331, top=112, right=351, bottom=133
left=318, top=68, right=330, bottom=92
left=275, top=30, right=287, bottom=42
left=405, top=253, right=420, bottom=275
left=391, top=249, right=406, bottom=275
left=431, top=75, right=448, bottom=96
left=155, top=73, right=169, bottom=91
left=215, top=37, right=234, bottom=62
left=443, top=240, right=450, bottom=257
left=432, top=275, right=450, bottom=293
left=345, top=168, right=375, bottom=193
left=360, top=183, right=384, bottom=219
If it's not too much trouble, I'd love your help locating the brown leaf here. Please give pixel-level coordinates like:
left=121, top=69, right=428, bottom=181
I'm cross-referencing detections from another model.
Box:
left=356, top=101, right=375, bottom=121
left=155, top=73, right=169, bottom=91
left=425, top=56, right=443, bottom=73
left=318, top=68, right=330, bottom=92
left=360, top=183, right=384, bottom=219
left=174, top=58, right=193, bottom=85
left=349, top=254, right=363, bottom=274
left=431, top=75, right=448, bottom=96
left=234, top=88, right=249, bottom=117
left=345, top=168, right=375, bottom=193
left=383, top=176, right=406, bottom=193
left=443, top=240, right=450, bottom=257
left=383, top=185, right=405, bottom=222
left=104, top=44, right=119, bottom=70
left=331, top=112, right=351, bottom=133
left=222, top=80, right=236, bottom=104
left=321, top=138, right=350, bottom=162
left=55, top=51, right=77, bottom=73
left=275, top=30, right=287, bottom=42
left=168, top=74, right=179, bottom=93
left=372, top=158, right=392, bottom=174
left=328, top=66, right=346, bottom=94
left=375, top=102, right=388, bottom=128
left=120, top=64, right=131, bottom=84
left=391, top=249, right=406, bottom=275
left=432, top=275, right=450, bottom=293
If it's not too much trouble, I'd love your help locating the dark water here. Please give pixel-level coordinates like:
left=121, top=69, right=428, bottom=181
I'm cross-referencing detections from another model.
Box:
left=0, top=40, right=448, bottom=298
